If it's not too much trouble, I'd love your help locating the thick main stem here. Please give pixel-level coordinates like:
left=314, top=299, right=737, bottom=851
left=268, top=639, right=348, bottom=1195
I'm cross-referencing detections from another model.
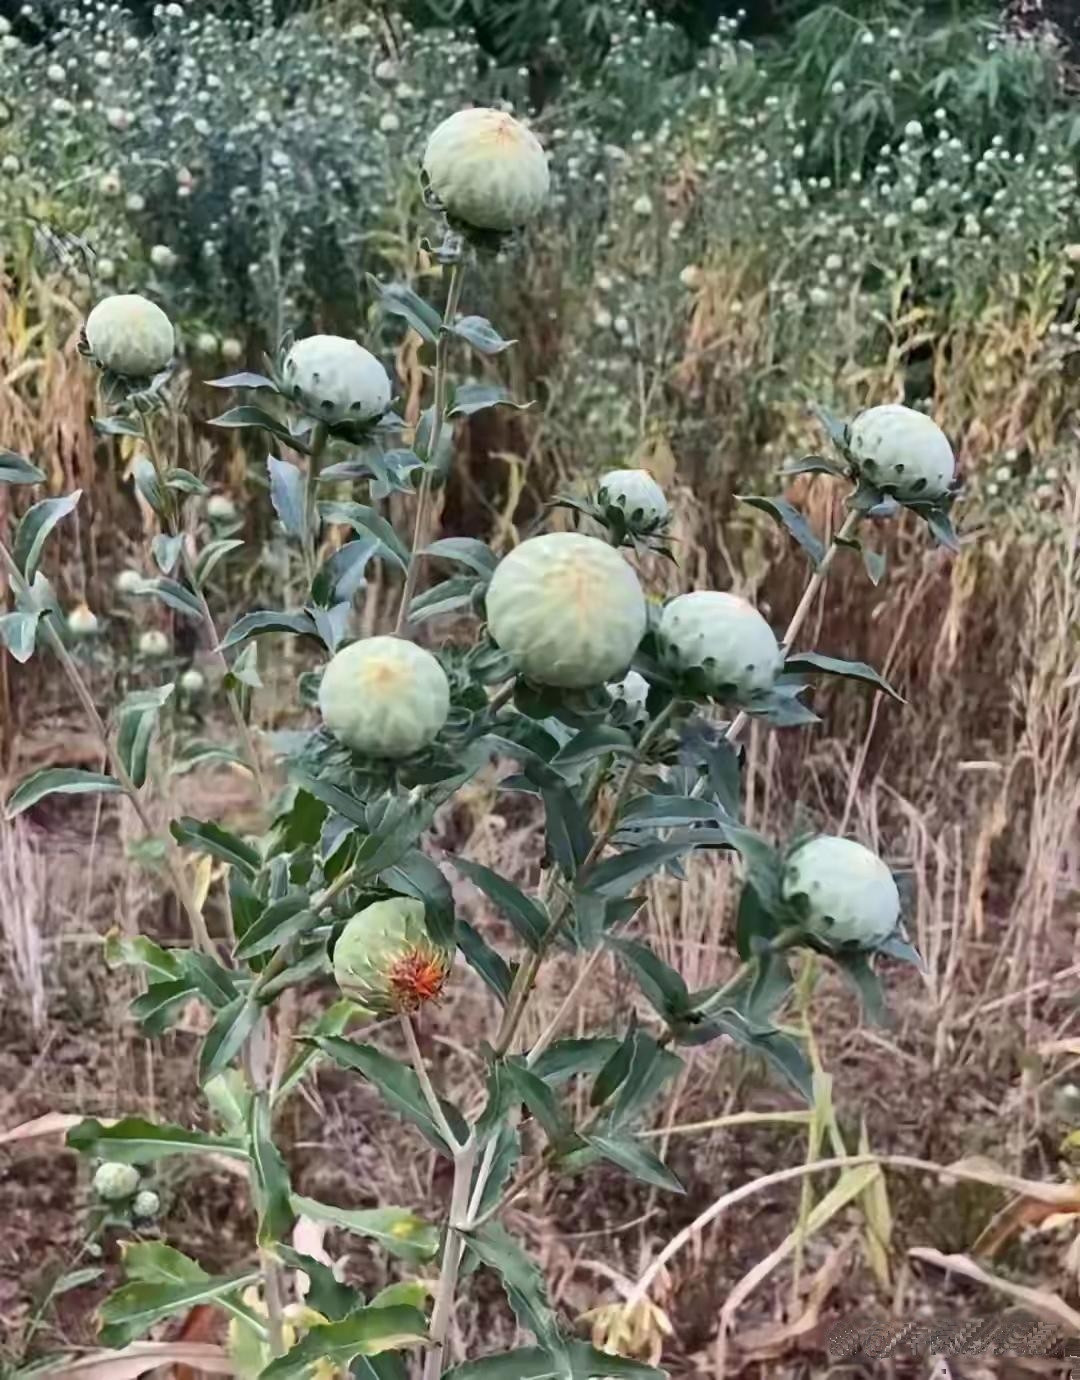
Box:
left=724, top=507, right=861, bottom=745
left=0, top=542, right=213, bottom=953
left=395, top=260, right=466, bottom=636
left=423, top=1136, right=476, bottom=1380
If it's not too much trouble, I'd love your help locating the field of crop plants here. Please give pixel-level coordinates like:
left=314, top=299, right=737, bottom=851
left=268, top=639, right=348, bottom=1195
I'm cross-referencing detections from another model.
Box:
left=1, top=1, right=1079, bottom=1377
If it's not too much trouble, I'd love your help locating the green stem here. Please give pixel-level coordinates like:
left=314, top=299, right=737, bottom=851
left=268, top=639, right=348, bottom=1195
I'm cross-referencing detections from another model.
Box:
left=395, top=259, right=466, bottom=636
left=399, top=1012, right=463, bottom=1151
left=724, top=508, right=861, bottom=745
left=0, top=541, right=214, bottom=954
left=303, top=421, right=329, bottom=587
left=142, top=416, right=268, bottom=802
left=423, top=1135, right=477, bottom=1380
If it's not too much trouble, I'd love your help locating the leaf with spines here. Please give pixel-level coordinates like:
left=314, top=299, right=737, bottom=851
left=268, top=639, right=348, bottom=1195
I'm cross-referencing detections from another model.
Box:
left=233, top=896, right=317, bottom=961
left=464, top=1223, right=569, bottom=1364
left=311, top=1038, right=467, bottom=1155
left=531, top=1038, right=622, bottom=1087
left=66, top=1115, right=248, bottom=1163
left=736, top=494, right=825, bottom=568
left=457, top=921, right=513, bottom=1003
left=198, top=996, right=260, bottom=1083
left=14, top=491, right=81, bottom=582
left=450, top=857, right=548, bottom=953
left=290, top=1194, right=440, bottom=1263
left=582, top=1132, right=684, bottom=1193
left=170, top=816, right=260, bottom=876
left=97, top=1269, right=263, bottom=1348
left=121, top=1241, right=206, bottom=1286
left=248, top=1095, right=294, bottom=1245
left=274, top=1244, right=358, bottom=1321
left=606, top=936, right=691, bottom=1023
left=503, top=1059, right=573, bottom=1145
left=259, top=1304, right=428, bottom=1379
left=6, top=767, right=122, bottom=819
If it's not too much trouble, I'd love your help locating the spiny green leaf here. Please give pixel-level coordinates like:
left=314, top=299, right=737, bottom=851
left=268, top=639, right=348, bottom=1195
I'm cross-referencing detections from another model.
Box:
left=447, top=383, right=532, bottom=418
left=465, top=1223, right=566, bottom=1358
left=606, top=937, right=691, bottom=1021
left=121, top=1242, right=206, bottom=1286
left=450, top=857, right=548, bottom=952
left=234, top=897, right=317, bottom=961
left=319, top=501, right=410, bottom=569
left=209, top=404, right=309, bottom=452
left=248, top=1094, right=294, bottom=1245
left=457, top=919, right=513, bottom=1004
left=198, top=997, right=261, bottom=1084
left=367, top=273, right=441, bottom=344
left=446, top=315, right=517, bottom=354
left=66, top=1116, right=248, bottom=1164
left=97, top=1270, right=262, bottom=1348
left=259, top=1304, right=428, bottom=1378
left=583, top=1133, right=684, bottom=1194
left=219, top=608, right=321, bottom=652
left=290, top=1194, right=439, bottom=1263
left=274, top=1245, right=358, bottom=1321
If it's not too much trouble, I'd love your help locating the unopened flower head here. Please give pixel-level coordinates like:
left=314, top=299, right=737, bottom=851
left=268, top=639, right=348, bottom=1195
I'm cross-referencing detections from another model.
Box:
left=422, top=107, right=550, bottom=232
left=319, top=636, right=450, bottom=759
left=84, top=293, right=174, bottom=378
left=596, top=467, right=668, bottom=533
left=486, top=532, right=646, bottom=688
left=658, top=591, right=782, bottom=699
left=333, top=897, right=453, bottom=1014
left=138, top=629, right=170, bottom=658
left=283, top=335, right=391, bottom=426
left=848, top=403, right=955, bottom=500
left=782, top=835, right=900, bottom=947
left=93, top=1161, right=139, bottom=1202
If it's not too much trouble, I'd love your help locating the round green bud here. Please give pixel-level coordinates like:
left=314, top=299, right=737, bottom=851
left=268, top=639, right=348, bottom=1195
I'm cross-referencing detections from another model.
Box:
left=66, top=603, right=99, bottom=637
left=596, top=468, right=668, bottom=532
left=334, top=897, right=453, bottom=1014
left=658, top=591, right=782, bottom=698
left=115, top=567, right=143, bottom=595
left=848, top=404, right=955, bottom=501
left=207, top=493, right=237, bottom=523
left=319, top=635, right=450, bottom=759
left=132, top=1188, right=161, bottom=1219
left=422, top=107, right=550, bottom=232
left=486, top=532, right=646, bottom=689
left=138, top=629, right=170, bottom=658
left=180, top=668, right=206, bottom=694
left=283, top=335, right=391, bottom=426
left=84, top=293, right=174, bottom=378
left=782, top=835, right=900, bottom=947
left=93, top=1161, right=139, bottom=1202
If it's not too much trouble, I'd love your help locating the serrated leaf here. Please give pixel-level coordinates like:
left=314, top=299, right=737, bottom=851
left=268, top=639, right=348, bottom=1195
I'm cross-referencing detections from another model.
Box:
left=737, top=495, right=825, bottom=568
left=583, top=1133, right=684, bottom=1193
left=199, top=996, right=261, bottom=1083
left=465, top=1223, right=565, bottom=1357
left=6, top=767, right=122, bottom=819
left=0, top=449, right=46, bottom=483
left=267, top=455, right=306, bottom=538
left=121, top=1242, right=206, bottom=1286
left=170, top=816, right=260, bottom=876
left=504, top=1059, right=572, bottom=1144
left=259, top=1304, right=428, bottom=1379
left=784, top=651, right=904, bottom=704
left=66, top=1116, right=248, bottom=1163
left=446, top=315, right=516, bottom=354
left=14, top=491, right=81, bottom=582
left=97, top=1270, right=262, bottom=1348
left=209, top=405, right=308, bottom=452
left=248, top=1094, right=294, bottom=1245
left=233, top=897, right=317, bottom=961
left=275, top=1244, right=358, bottom=1321
left=131, top=577, right=203, bottom=620
left=447, top=383, right=531, bottom=418
left=115, top=684, right=174, bottom=789
left=450, top=857, right=547, bottom=952
left=606, top=937, right=691, bottom=1021
left=442, top=1344, right=665, bottom=1379
left=319, top=501, right=410, bottom=569
left=607, top=1031, right=682, bottom=1129
left=311, top=1038, right=466, bottom=1155
left=291, top=1194, right=439, bottom=1263
left=367, top=274, right=441, bottom=344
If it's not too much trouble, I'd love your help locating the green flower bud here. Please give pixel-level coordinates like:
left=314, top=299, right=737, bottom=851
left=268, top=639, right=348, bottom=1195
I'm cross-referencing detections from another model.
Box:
left=283, top=335, right=391, bottom=426
left=848, top=404, right=955, bottom=501
left=132, top=1188, right=161, bottom=1219
left=93, top=1161, right=139, bottom=1202
left=334, top=897, right=453, bottom=1014
left=658, top=591, right=782, bottom=698
left=596, top=468, right=668, bottom=533
left=486, top=532, right=647, bottom=689
left=319, top=636, right=450, bottom=759
left=782, top=835, right=900, bottom=947
left=84, top=293, right=174, bottom=378
left=423, top=107, right=549, bottom=232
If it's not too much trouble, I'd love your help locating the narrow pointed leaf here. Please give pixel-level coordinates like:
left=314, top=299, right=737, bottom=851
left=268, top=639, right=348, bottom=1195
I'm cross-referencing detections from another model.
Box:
left=219, top=608, right=320, bottom=652
left=291, top=1194, right=439, bottom=1264
left=248, top=1095, right=295, bottom=1245
left=447, top=384, right=531, bottom=418
left=736, top=494, right=825, bottom=568
left=151, top=533, right=184, bottom=575
left=446, top=315, right=516, bottom=354
left=421, top=537, right=498, bottom=576
left=199, top=997, right=261, bottom=1083
left=206, top=371, right=275, bottom=390
left=209, top=405, right=309, bottom=453
left=465, top=1223, right=564, bottom=1356
left=267, top=456, right=306, bottom=538
left=97, top=1270, right=262, bottom=1348
left=606, top=936, right=690, bottom=1020
left=319, top=501, right=409, bottom=569
left=0, top=449, right=46, bottom=483
left=6, top=767, right=121, bottom=819
left=66, top=1115, right=248, bottom=1163
left=131, top=577, right=204, bottom=620
left=583, top=1133, right=684, bottom=1193
left=785, top=651, right=905, bottom=704
left=367, top=274, right=441, bottom=344
left=15, top=491, right=81, bottom=581
left=170, top=816, right=260, bottom=876
left=457, top=919, right=512, bottom=1004
left=442, top=1344, right=665, bottom=1379
left=233, top=897, right=317, bottom=961
left=0, top=610, right=41, bottom=662
left=258, top=1304, right=428, bottom=1379
left=115, top=684, right=174, bottom=789
left=195, top=538, right=244, bottom=585
left=450, top=858, right=547, bottom=952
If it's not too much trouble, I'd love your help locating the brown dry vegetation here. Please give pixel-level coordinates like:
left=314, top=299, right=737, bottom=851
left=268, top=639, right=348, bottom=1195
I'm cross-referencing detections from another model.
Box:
left=2, top=229, right=1080, bottom=1379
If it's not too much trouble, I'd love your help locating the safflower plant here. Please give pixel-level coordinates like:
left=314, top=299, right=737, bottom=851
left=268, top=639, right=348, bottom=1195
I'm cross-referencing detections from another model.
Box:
left=1, top=103, right=953, bottom=1379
